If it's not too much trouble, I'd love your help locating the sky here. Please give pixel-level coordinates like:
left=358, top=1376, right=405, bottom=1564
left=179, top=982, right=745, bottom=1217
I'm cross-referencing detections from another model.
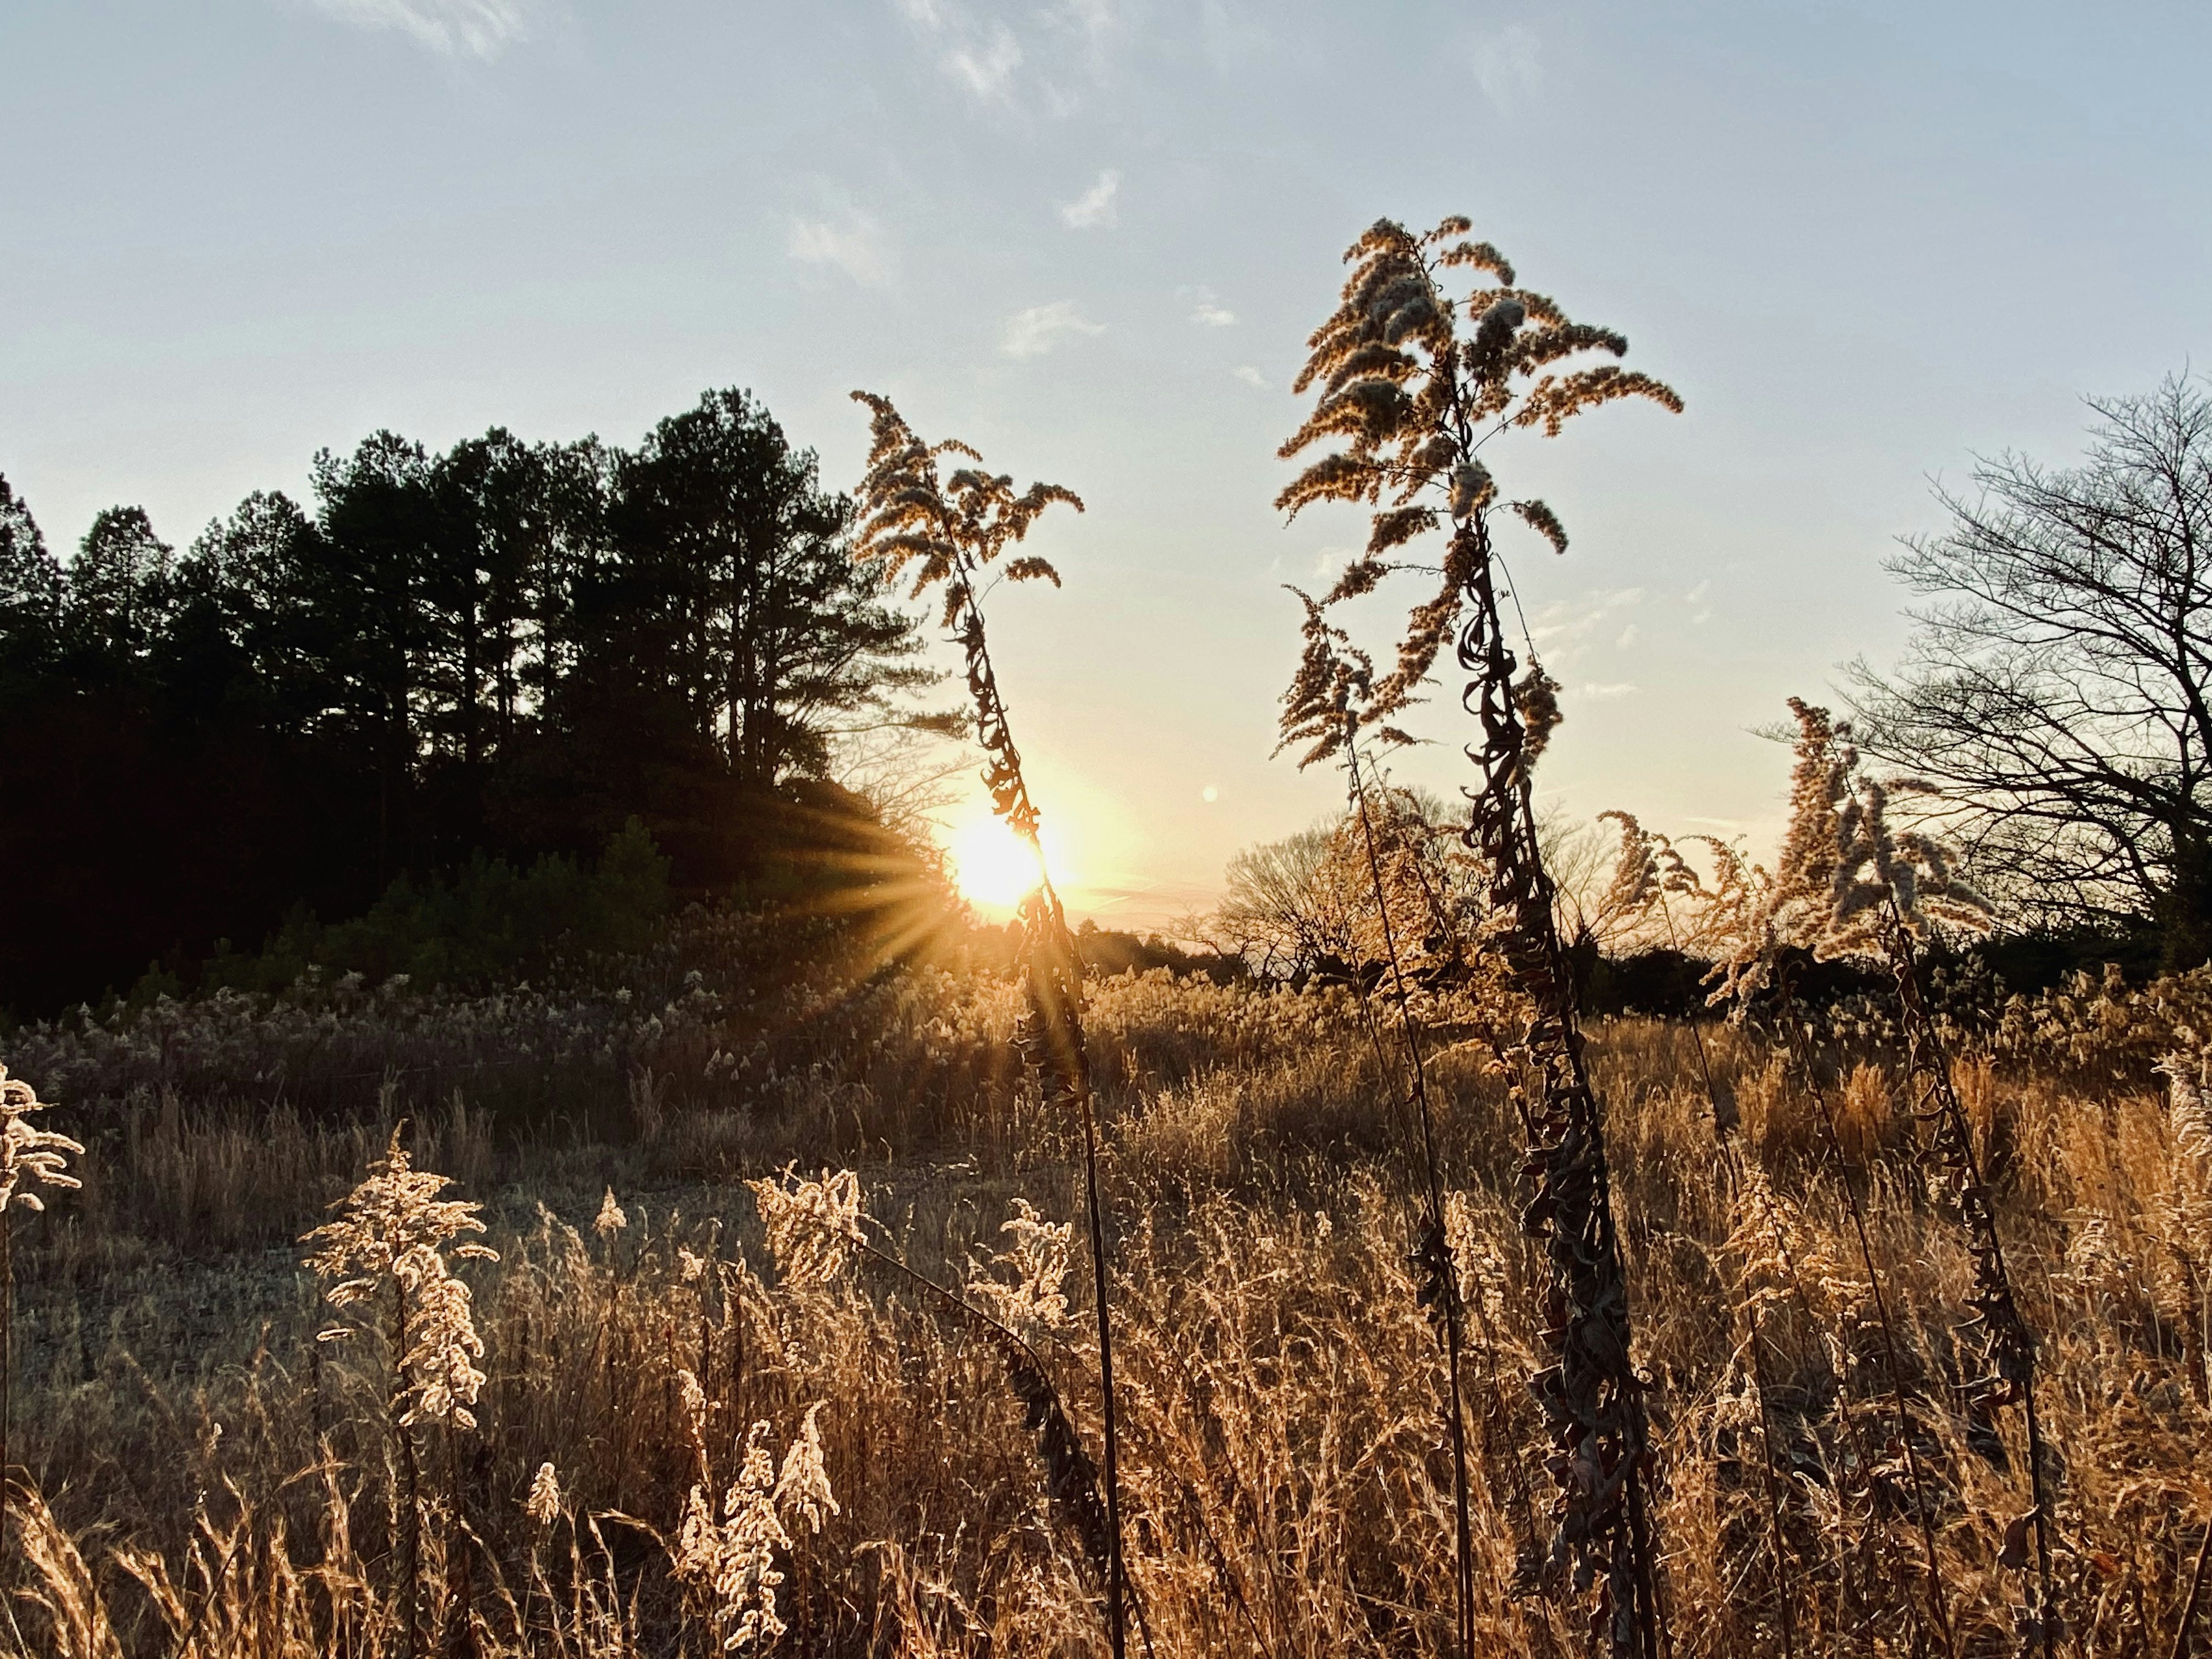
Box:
left=5, top=0, right=2210, bottom=928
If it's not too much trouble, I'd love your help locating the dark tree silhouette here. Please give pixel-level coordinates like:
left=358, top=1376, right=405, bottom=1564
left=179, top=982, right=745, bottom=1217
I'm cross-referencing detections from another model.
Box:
left=0, top=387, right=940, bottom=1014
left=604, top=389, right=937, bottom=790
left=1850, top=374, right=2212, bottom=968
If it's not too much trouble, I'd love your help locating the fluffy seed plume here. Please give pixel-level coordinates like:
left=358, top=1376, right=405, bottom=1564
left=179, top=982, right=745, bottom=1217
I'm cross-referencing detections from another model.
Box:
left=525, top=1461, right=564, bottom=1527
left=302, top=1127, right=498, bottom=1430
left=965, top=1198, right=1074, bottom=1334
left=774, top=1404, right=840, bottom=1535
left=748, top=1166, right=865, bottom=1289
left=0, top=1064, right=82, bottom=1215
left=1275, top=214, right=1680, bottom=732
left=675, top=1422, right=791, bottom=1653
left=594, top=1188, right=628, bottom=1238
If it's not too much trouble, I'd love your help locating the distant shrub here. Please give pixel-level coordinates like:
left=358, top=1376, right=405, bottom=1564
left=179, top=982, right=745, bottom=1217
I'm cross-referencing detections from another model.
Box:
left=199, top=819, right=671, bottom=996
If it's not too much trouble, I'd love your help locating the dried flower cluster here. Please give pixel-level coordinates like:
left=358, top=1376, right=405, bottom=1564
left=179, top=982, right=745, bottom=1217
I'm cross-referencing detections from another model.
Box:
left=525, top=1461, right=564, bottom=1528
left=675, top=1423, right=791, bottom=1652
left=2164, top=1049, right=2212, bottom=1162
left=0, top=1062, right=81, bottom=1214
left=966, top=1197, right=1073, bottom=1334
left=1618, top=698, right=2048, bottom=1650
left=303, top=1126, right=499, bottom=1430
left=1275, top=215, right=1679, bottom=755
left=746, top=1166, right=865, bottom=1290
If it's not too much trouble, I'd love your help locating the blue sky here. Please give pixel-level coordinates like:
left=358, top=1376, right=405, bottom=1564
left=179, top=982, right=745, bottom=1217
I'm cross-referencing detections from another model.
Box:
left=6, top=0, right=2209, bottom=923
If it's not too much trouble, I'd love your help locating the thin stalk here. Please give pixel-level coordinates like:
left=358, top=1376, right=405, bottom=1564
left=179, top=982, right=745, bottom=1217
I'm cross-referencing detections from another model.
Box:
left=836, top=1225, right=1154, bottom=1659
left=395, top=1281, right=420, bottom=1659
left=1072, top=1073, right=1131, bottom=1659
left=2173, top=1508, right=2212, bottom=1659
left=1657, top=899, right=1800, bottom=1656
left=1779, top=999, right=1955, bottom=1659
left=1342, top=731, right=1479, bottom=1659
left=1460, top=522, right=1662, bottom=1656
left=1741, top=1296, right=1801, bottom=1659
left=1886, top=915, right=2052, bottom=1659
left=945, top=553, right=1131, bottom=1659
left=1, top=1208, right=10, bottom=1558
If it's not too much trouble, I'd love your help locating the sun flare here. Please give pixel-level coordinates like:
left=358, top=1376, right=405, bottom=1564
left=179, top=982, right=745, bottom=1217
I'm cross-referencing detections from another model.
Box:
left=948, top=815, right=1052, bottom=910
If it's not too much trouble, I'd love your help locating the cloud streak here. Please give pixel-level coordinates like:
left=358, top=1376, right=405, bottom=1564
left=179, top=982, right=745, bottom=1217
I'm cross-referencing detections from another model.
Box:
left=944, top=23, right=1022, bottom=98
left=1002, top=301, right=1104, bottom=358
left=297, top=0, right=540, bottom=58
left=787, top=211, right=893, bottom=288
left=1059, top=170, right=1120, bottom=229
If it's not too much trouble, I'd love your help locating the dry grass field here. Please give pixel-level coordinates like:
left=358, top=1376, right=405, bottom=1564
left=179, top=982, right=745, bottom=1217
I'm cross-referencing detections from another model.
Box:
left=3, top=920, right=2208, bottom=1658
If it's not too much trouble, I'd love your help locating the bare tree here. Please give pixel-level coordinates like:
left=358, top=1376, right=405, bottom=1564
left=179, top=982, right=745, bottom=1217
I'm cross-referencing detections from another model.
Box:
left=1849, top=374, right=2212, bottom=968
left=1208, top=821, right=1352, bottom=981
left=1209, top=786, right=1484, bottom=983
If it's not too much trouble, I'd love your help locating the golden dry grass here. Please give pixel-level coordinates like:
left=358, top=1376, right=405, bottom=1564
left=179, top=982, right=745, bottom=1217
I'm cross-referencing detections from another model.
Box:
left=2, top=964, right=2209, bottom=1657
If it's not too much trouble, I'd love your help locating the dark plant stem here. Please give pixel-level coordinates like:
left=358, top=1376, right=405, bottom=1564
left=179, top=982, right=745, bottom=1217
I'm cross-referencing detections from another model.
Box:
left=1661, top=903, right=1802, bottom=1656
left=839, top=1226, right=1152, bottom=1658
left=1456, top=517, right=1661, bottom=1656
left=1885, top=915, right=2051, bottom=1659
left=395, top=1282, right=420, bottom=1659
left=1783, top=1005, right=1955, bottom=1659
left=1741, top=1301, right=1800, bottom=1659
left=946, top=556, right=1131, bottom=1659
left=1073, top=1070, right=1131, bottom=1659
left=1, top=1209, right=9, bottom=1558
left=1342, top=730, right=1480, bottom=1659
left=2173, top=1508, right=2212, bottom=1659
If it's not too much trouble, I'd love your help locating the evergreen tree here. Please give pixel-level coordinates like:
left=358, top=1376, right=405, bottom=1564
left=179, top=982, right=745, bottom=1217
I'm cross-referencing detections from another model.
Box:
left=0, top=475, right=63, bottom=693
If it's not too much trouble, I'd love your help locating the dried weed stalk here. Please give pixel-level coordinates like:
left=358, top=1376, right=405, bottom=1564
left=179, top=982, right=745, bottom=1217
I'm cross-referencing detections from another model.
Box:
left=1277, top=214, right=1679, bottom=1656
left=1275, top=599, right=1483, bottom=1656
left=850, top=391, right=1134, bottom=1658
left=0, top=1062, right=79, bottom=1554
left=749, top=1167, right=1123, bottom=1615
left=302, top=1125, right=498, bottom=1658
left=1716, top=700, right=2058, bottom=1654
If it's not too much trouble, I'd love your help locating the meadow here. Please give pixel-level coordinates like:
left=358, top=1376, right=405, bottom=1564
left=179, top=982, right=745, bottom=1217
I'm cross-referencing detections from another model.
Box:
left=1, top=914, right=2208, bottom=1657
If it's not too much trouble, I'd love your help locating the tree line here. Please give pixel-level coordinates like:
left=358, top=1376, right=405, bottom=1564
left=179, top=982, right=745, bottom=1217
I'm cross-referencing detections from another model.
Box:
left=0, top=389, right=944, bottom=1015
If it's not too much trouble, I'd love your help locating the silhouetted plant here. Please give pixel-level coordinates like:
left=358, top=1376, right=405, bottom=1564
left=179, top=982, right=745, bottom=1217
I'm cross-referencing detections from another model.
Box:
left=848, top=392, right=1134, bottom=1659
left=1711, top=700, right=2051, bottom=1653
left=1277, top=214, right=1681, bottom=1656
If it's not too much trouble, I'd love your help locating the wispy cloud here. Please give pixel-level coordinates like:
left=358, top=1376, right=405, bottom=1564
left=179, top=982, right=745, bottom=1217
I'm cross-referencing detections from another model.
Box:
left=1527, top=586, right=1645, bottom=666
left=892, top=0, right=1126, bottom=111
left=1187, top=285, right=1238, bottom=326
left=896, top=0, right=1025, bottom=101
left=1002, top=301, right=1104, bottom=358
left=1579, top=681, right=1638, bottom=699
left=297, top=0, right=540, bottom=58
left=787, top=209, right=893, bottom=288
left=1059, top=170, right=1120, bottom=229
left=945, top=24, right=1022, bottom=98
left=1469, top=22, right=1540, bottom=108
left=1615, top=623, right=1640, bottom=649
left=1233, top=365, right=1270, bottom=389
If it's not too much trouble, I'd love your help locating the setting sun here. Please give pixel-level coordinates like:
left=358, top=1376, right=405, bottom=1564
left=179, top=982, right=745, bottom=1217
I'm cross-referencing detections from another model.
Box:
left=947, top=814, right=1054, bottom=910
